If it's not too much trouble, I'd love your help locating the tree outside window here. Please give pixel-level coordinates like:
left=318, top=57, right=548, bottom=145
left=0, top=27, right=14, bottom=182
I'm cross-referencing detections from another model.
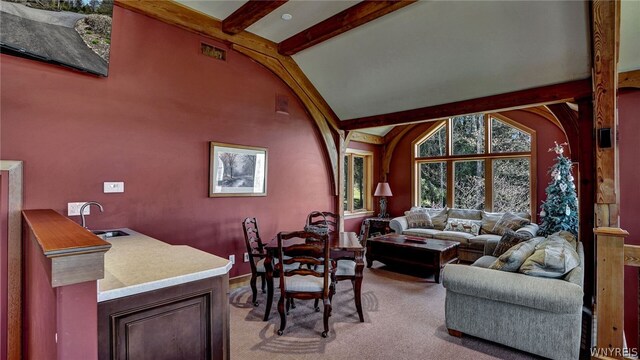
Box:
left=413, top=115, right=535, bottom=216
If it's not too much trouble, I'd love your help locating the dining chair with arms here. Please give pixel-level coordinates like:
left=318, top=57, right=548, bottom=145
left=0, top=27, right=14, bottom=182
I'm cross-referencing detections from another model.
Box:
left=242, top=217, right=267, bottom=306
left=275, top=230, right=336, bottom=337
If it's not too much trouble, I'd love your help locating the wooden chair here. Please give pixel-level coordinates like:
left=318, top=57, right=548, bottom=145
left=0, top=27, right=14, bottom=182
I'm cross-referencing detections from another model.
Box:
left=306, top=211, right=338, bottom=234
left=306, top=211, right=362, bottom=321
left=275, top=230, right=335, bottom=337
left=242, top=217, right=267, bottom=306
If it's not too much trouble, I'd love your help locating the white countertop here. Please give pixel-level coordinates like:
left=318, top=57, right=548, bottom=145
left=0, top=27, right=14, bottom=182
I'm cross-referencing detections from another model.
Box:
left=98, top=228, right=232, bottom=302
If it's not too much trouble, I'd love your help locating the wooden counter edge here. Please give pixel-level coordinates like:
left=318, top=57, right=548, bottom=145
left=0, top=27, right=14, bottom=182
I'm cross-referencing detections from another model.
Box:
left=23, top=209, right=112, bottom=287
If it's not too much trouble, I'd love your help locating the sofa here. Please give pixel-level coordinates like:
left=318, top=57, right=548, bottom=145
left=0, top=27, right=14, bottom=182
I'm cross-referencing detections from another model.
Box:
left=389, top=208, right=539, bottom=262
left=442, top=239, right=585, bottom=360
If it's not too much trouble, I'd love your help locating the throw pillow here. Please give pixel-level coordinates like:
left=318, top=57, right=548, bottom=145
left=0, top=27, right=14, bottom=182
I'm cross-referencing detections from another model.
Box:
left=443, top=218, right=481, bottom=236
left=492, top=228, right=534, bottom=257
left=405, top=210, right=433, bottom=229
left=481, top=211, right=503, bottom=235
left=491, top=212, right=531, bottom=236
left=519, top=235, right=580, bottom=278
left=550, top=230, right=578, bottom=250
left=428, top=207, right=449, bottom=230
left=489, top=237, right=544, bottom=272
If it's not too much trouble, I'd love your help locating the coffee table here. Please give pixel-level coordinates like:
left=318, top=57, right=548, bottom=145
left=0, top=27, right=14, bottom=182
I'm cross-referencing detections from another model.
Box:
left=365, top=234, right=459, bottom=283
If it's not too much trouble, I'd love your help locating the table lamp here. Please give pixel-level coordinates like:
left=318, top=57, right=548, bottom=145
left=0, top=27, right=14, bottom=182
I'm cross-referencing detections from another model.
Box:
left=374, top=182, right=393, bottom=218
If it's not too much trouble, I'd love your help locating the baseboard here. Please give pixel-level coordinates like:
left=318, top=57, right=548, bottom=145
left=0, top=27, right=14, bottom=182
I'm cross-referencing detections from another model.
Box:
left=229, top=273, right=252, bottom=290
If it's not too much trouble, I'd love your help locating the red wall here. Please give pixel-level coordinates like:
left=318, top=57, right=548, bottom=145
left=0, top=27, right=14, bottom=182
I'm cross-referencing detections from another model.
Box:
left=0, top=6, right=334, bottom=279
left=0, top=172, right=8, bottom=359
left=343, top=140, right=383, bottom=233
left=619, top=89, right=640, bottom=349
left=387, top=110, right=569, bottom=217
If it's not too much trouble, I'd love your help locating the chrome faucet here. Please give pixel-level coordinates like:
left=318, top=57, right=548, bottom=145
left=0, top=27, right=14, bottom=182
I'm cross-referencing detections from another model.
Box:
left=80, top=201, right=104, bottom=229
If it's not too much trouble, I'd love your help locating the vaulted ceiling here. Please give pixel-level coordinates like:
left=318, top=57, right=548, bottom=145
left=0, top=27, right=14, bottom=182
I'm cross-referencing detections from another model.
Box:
left=174, top=0, right=639, bottom=135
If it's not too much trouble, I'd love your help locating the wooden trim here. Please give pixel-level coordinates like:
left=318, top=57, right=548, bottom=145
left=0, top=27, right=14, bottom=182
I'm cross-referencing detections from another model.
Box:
left=347, top=131, right=385, bottom=145
left=619, top=69, right=640, bottom=89
left=1, top=161, right=22, bottom=360
left=344, top=149, right=374, bottom=213
left=278, top=0, right=416, bottom=56
left=22, top=210, right=111, bottom=287
left=521, top=106, right=564, bottom=130
left=592, top=0, right=619, bottom=208
left=594, top=227, right=629, bottom=237
left=340, top=79, right=592, bottom=130
left=338, top=130, right=346, bottom=232
left=222, top=1, right=288, bottom=35
left=624, top=244, right=640, bottom=267
left=22, top=209, right=111, bottom=257
left=595, top=227, right=627, bottom=352
left=229, top=274, right=252, bottom=290
left=415, top=152, right=531, bottom=162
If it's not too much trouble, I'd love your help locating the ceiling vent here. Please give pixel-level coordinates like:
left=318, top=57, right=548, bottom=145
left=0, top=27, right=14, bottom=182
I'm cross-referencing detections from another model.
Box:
left=201, top=43, right=226, bottom=61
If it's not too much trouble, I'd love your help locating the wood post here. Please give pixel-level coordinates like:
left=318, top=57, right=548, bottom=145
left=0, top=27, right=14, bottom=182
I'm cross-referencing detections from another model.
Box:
left=595, top=227, right=628, bottom=357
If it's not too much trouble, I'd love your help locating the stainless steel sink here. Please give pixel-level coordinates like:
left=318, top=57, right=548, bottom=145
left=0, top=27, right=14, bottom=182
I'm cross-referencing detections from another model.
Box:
left=92, top=229, right=129, bottom=239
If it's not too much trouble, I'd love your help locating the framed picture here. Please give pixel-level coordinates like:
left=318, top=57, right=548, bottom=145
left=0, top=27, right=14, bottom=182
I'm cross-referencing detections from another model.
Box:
left=209, top=142, right=268, bottom=197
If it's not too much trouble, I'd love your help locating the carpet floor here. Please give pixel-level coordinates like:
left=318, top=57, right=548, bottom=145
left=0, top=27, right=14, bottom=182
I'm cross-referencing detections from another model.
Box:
left=229, top=265, right=542, bottom=360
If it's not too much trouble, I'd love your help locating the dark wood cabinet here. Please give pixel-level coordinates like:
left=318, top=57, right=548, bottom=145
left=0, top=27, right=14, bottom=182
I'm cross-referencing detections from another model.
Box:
left=99, top=274, right=229, bottom=360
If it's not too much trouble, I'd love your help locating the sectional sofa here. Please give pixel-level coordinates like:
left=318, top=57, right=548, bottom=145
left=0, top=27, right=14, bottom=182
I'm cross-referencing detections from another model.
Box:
left=389, top=208, right=538, bottom=262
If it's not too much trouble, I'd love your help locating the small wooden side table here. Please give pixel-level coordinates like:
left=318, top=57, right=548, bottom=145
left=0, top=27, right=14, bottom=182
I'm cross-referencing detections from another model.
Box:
left=359, top=217, right=393, bottom=242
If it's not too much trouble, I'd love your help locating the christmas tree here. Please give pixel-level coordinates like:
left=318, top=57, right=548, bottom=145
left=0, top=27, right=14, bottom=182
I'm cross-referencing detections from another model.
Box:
left=538, top=142, right=579, bottom=236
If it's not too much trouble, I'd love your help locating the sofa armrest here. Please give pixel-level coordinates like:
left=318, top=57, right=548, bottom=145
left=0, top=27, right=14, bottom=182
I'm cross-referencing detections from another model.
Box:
left=484, top=238, right=499, bottom=255
left=517, top=223, right=539, bottom=237
left=389, top=216, right=408, bottom=234
left=442, top=264, right=583, bottom=314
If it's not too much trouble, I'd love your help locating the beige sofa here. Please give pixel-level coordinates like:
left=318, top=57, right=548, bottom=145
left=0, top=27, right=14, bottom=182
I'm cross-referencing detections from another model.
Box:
left=389, top=208, right=538, bottom=262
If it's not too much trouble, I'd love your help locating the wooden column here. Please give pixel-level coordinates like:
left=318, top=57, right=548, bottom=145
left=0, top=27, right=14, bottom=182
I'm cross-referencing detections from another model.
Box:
left=595, top=227, right=628, bottom=356
left=592, top=0, right=620, bottom=228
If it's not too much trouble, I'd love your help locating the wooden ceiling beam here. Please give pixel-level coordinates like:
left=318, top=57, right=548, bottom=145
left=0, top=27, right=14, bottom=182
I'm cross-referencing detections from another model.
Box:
left=222, top=1, right=288, bottom=35
left=278, top=0, right=416, bottom=56
left=340, top=79, right=592, bottom=130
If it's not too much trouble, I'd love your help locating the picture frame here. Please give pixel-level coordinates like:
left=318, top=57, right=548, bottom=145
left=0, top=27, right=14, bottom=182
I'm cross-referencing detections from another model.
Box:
left=209, top=142, right=268, bottom=197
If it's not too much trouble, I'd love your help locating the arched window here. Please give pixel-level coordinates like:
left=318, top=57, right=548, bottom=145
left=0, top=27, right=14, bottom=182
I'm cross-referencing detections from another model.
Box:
left=412, top=113, right=536, bottom=216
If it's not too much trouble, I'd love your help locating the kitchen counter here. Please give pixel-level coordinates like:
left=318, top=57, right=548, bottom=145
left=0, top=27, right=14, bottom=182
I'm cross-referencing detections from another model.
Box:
left=98, top=228, right=231, bottom=302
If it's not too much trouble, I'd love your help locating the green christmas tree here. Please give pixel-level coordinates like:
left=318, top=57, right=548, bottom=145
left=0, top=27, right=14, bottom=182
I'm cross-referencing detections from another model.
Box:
left=538, top=142, right=578, bottom=236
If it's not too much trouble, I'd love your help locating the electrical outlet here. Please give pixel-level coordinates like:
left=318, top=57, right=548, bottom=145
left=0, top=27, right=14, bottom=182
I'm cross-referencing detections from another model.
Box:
left=243, top=252, right=249, bottom=262
left=229, top=255, right=235, bottom=265
left=104, top=181, right=124, bottom=193
left=68, top=202, right=90, bottom=216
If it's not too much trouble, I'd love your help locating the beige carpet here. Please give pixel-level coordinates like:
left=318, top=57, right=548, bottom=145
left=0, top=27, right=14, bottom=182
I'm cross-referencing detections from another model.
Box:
left=229, top=265, right=541, bottom=360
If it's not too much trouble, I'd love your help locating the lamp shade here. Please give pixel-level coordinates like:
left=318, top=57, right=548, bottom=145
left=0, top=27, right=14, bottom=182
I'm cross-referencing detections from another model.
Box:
left=374, top=182, right=393, bottom=197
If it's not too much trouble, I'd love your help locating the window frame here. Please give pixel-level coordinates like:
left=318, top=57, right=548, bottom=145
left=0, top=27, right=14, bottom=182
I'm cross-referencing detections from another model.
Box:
left=344, top=149, right=374, bottom=217
left=411, top=114, right=537, bottom=219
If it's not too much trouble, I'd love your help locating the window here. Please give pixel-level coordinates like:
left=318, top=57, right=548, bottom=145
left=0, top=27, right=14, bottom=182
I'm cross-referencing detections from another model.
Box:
left=412, top=114, right=535, bottom=215
left=344, top=149, right=373, bottom=214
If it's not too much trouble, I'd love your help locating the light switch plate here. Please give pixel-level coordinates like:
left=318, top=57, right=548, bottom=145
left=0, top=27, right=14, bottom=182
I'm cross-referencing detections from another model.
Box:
left=68, top=202, right=90, bottom=216
left=104, top=182, right=124, bottom=193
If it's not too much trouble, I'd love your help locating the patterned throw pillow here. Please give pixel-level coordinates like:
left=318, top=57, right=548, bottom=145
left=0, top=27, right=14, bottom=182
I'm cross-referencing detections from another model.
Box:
left=519, top=234, right=580, bottom=278
left=405, top=210, right=433, bottom=229
left=428, top=207, right=449, bottom=230
left=481, top=211, right=503, bottom=235
left=489, top=237, right=544, bottom=272
left=491, top=212, right=531, bottom=236
left=443, top=218, right=482, bottom=236
left=492, top=229, right=534, bottom=257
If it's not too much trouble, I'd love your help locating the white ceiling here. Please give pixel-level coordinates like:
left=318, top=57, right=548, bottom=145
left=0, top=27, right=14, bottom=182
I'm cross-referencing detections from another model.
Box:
left=175, top=0, right=638, bottom=132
